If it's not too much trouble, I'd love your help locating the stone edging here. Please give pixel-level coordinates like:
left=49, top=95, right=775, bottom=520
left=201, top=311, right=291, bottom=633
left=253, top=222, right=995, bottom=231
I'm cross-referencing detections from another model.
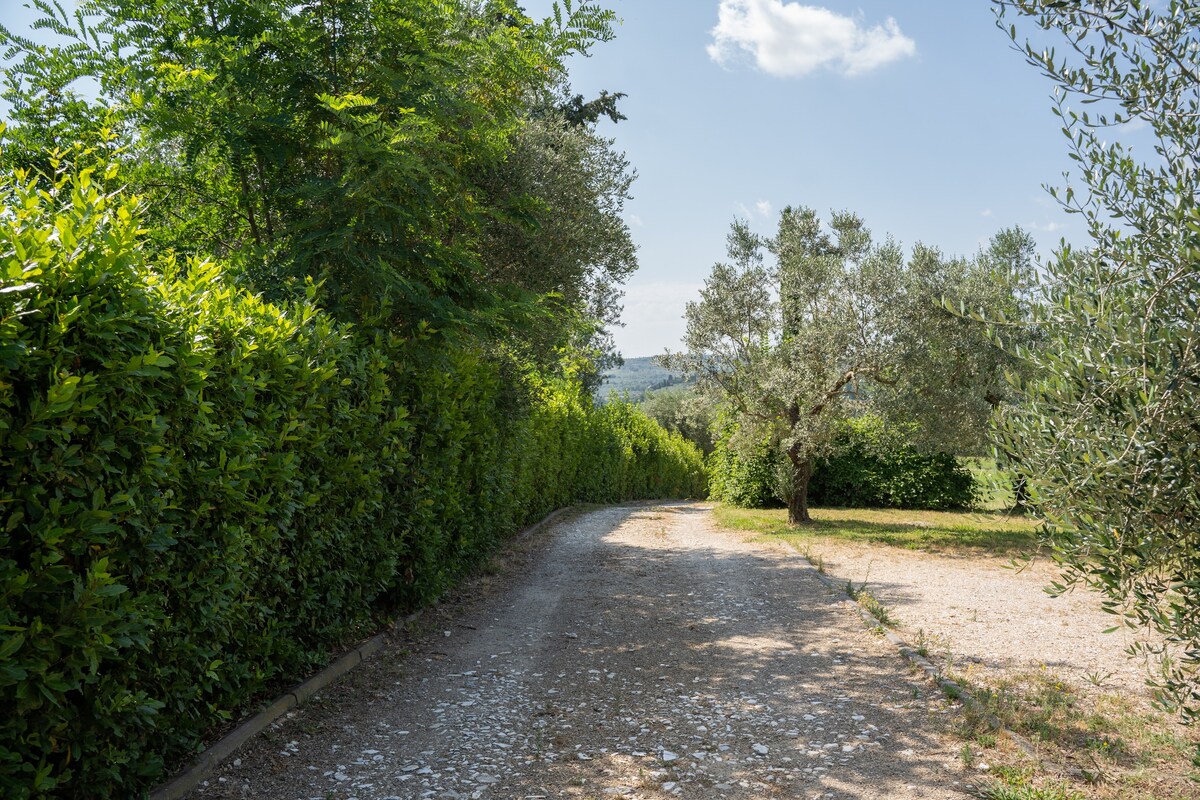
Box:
left=149, top=505, right=579, bottom=800
left=783, top=541, right=1042, bottom=763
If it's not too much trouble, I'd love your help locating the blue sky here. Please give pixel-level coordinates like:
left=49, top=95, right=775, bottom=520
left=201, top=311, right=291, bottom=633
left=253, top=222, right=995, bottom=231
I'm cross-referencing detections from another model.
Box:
left=523, top=0, right=1089, bottom=356
left=3, top=1, right=1091, bottom=357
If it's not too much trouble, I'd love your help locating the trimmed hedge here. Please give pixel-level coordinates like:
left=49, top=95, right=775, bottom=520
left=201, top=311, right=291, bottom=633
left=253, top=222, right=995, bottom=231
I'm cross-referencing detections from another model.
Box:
left=0, top=164, right=705, bottom=798
left=709, top=416, right=975, bottom=511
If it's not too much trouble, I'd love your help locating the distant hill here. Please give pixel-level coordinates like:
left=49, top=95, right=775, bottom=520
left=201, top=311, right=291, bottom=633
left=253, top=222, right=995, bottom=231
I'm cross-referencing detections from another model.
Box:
left=596, top=355, right=688, bottom=402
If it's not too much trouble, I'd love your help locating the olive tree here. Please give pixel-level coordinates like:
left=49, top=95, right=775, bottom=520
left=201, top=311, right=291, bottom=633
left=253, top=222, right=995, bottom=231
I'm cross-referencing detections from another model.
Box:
left=475, top=110, right=638, bottom=383
left=639, top=385, right=716, bottom=455
left=665, top=207, right=1009, bottom=524
left=994, top=0, right=1200, bottom=717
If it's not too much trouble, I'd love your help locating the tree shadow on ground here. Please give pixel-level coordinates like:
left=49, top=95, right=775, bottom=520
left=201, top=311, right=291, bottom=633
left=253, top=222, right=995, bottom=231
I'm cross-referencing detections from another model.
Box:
left=514, top=503, right=973, bottom=799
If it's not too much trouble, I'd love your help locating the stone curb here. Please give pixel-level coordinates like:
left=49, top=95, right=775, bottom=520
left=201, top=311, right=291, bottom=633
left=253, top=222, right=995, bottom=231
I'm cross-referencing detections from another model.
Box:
left=783, top=542, right=1042, bottom=763
left=149, top=505, right=579, bottom=800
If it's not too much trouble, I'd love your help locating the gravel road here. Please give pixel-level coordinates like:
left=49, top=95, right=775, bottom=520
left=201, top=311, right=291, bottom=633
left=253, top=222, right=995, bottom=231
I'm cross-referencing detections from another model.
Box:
left=188, top=503, right=975, bottom=799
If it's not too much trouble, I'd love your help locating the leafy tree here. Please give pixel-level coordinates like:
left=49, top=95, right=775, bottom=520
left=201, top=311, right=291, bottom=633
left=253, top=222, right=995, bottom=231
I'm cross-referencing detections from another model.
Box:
left=964, top=227, right=1040, bottom=509
left=0, top=0, right=626, bottom=334
left=901, top=226, right=1042, bottom=510
left=665, top=208, right=1006, bottom=524
left=994, top=0, right=1200, bottom=717
left=475, top=109, right=638, bottom=374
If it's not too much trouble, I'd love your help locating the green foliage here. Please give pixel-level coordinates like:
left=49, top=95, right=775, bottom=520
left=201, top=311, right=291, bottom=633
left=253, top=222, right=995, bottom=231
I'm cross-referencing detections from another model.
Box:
left=558, top=90, right=627, bottom=127
left=706, top=421, right=784, bottom=509
left=709, top=416, right=974, bottom=511
left=474, top=109, right=638, bottom=377
left=0, top=0, right=628, bottom=340
left=809, top=417, right=976, bottom=511
left=912, top=227, right=1040, bottom=455
left=0, top=159, right=703, bottom=799
left=638, top=385, right=715, bottom=455
left=994, top=0, right=1200, bottom=718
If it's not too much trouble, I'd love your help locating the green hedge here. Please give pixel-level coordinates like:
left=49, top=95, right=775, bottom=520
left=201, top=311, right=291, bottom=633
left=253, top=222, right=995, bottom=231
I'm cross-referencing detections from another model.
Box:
left=808, top=416, right=976, bottom=510
left=0, top=164, right=705, bottom=798
left=709, top=416, right=975, bottom=511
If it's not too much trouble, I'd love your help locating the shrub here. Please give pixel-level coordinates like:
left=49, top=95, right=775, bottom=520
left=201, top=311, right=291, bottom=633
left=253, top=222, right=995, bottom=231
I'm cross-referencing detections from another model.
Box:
left=0, top=160, right=705, bottom=799
left=709, top=415, right=975, bottom=511
left=809, top=417, right=977, bottom=510
left=706, top=421, right=785, bottom=508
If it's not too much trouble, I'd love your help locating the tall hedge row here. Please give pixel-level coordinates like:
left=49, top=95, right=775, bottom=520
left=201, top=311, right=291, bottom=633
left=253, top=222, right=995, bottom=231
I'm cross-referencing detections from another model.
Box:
left=0, top=166, right=706, bottom=798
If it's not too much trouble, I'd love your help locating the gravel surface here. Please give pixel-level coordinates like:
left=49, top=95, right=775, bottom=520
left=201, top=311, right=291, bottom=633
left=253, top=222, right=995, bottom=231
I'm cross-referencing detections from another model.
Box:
left=798, top=531, right=1160, bottom=705
left=187, top=503, right=976, bottom=799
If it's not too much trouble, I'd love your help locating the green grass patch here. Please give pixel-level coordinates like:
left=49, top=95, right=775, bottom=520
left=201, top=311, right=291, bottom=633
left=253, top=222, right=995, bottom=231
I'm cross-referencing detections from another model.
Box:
left=713, top=504, right=1040, bottom=556
left=980, top=765, right=1084, bottom=800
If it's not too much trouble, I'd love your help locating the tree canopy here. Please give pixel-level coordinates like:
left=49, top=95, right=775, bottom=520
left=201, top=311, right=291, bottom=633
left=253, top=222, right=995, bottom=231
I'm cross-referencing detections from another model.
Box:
left=0, top=0, right=635, bottom=379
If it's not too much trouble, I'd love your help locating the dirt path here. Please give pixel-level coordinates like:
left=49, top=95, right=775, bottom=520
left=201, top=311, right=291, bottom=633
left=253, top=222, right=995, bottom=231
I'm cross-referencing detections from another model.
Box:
left=188, top=503, right=976, bottom=800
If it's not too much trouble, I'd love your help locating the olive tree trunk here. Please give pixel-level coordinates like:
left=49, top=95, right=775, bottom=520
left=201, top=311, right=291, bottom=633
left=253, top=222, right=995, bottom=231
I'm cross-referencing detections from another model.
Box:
left=787, top=453, right=813, bottom=525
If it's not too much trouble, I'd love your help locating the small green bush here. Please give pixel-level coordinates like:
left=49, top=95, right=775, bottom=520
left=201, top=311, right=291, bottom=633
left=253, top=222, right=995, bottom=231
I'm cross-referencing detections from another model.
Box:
left=706, top=424, right=784, bottom=509
left=0, top=160, right=705, bottom=799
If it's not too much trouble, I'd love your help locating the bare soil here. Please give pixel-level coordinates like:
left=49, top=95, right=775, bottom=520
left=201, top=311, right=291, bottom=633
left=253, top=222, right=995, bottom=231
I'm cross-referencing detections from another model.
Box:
left=187, top=503, right=980, bottom=800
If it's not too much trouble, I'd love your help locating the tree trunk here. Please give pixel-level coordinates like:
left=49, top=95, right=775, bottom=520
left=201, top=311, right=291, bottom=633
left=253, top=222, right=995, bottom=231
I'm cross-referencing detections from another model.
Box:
left=1003, top=449, right=1031, bottom=513
left=787, top=455, right=813, bottom=525
left=1012, top=472, right=1031, bottom=513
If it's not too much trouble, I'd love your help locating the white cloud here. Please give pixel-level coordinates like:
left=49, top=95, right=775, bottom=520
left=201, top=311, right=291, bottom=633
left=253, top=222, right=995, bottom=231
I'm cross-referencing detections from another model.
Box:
left=980, top=208, right=993, bottom=218
left=707, top=0, right=916, bottom=78
left=755, top=199, right=773, bottom=217
left=1030, top=221, right=1065, bottom=233
left=1117, top=117, right=1149, bottom=134
left=626, top=213, right=645, bottom=228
